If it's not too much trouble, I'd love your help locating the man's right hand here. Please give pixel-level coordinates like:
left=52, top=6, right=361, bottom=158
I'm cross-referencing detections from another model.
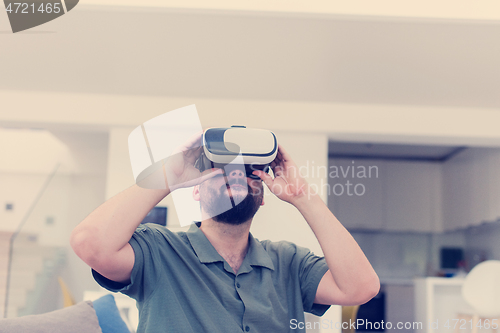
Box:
left=163, top=131, right=223, bottom=191
left=137, top=131, right=222, bottom=192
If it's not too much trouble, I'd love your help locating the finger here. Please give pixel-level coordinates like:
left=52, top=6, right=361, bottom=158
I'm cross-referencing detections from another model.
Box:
left=277, top=144, right=292, bottom=162
left=184, top=146, right=204, bottom=164
left=273, top=165, right=285, bottom=178
left=165, top=146, right=201, bottom=169
left=185, top=145, right=202, bottom=157
left=184, top=130, right=204, bottom=150
left=270, top=156, right=285, bottom=170
left=172, top=131, right=204, bottom=155
left=252, top=170, right=274, bottom=189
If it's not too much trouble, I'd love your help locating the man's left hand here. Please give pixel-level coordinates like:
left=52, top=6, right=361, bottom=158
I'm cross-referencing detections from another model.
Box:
left=252, top=144, right=311, bottom=206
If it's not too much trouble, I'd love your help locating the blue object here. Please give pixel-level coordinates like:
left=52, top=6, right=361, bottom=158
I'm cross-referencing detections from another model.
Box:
left=92, top=294, right=130, bottom=333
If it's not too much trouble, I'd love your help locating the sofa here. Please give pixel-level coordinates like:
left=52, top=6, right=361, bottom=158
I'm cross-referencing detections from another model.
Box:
left=0, top=294, right=132, bottom=333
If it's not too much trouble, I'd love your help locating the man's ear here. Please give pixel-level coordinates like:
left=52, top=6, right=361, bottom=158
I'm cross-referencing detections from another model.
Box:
left=193, top=185, right=201, bottom=201
left=260, top=196, right=265, bottom=206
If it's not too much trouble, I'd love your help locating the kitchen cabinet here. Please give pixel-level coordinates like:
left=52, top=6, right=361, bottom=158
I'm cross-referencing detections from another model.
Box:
left=442, top=149, right=473, bottom=230
left=486, top=149, right=500, bottom=222
left=328, top=159, right=386, bottom=230
left=329, top=158, right=441, bottom=232
left=385, top=160, right=441, bottom=232
left=442, top=148, right=500, bottom=231
left=331, top=147, right=500, bottom=232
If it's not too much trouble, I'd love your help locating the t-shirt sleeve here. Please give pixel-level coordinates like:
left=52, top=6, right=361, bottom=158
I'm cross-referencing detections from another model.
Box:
left=92, top=225, right=162, bottom=302
left=295, top=245, right=331, bottom=316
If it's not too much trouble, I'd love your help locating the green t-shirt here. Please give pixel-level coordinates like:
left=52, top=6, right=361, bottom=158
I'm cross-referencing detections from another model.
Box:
left=93, top=223, right=331, bottom=333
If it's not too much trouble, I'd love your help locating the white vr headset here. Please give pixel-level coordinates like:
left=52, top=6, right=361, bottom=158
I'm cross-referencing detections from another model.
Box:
left=195, top=126, right=278, bottom=180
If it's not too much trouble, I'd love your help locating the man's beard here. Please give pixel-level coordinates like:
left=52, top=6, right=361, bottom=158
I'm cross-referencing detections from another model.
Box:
left=201, top=178, right=263, bottom=225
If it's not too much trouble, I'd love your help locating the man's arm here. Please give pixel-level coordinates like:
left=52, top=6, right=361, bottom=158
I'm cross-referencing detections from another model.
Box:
left=295, top=195, right=380, bottom=306
left=71, top=132, right=221, bottom=284
left=70, top=185, right=170, bottom=284
left=254, top=145, right=380, bottom=306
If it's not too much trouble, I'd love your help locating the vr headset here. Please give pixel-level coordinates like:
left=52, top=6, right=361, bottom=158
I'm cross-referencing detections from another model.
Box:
left=195, top=126, right=278, bottom=180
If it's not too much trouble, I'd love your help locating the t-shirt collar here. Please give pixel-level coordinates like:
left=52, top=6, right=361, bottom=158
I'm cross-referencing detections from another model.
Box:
left=186, top=223, right=274, bottom=271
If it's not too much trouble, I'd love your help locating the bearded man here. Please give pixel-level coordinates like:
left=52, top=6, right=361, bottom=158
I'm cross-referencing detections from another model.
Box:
left=71, top=131, right=379, bottom=333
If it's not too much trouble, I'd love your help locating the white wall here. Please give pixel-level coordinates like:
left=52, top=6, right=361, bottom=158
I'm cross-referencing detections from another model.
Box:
left=3, top=90, right=500, bottom=147
left=54, top=131, right=110, bottom=301
left=0, top=173, right=47, bottom=233
left=62, top=174, right=108, bottom=302
left=0, top=129, right=71, bottom=234
left=0, top=129, right=109, bottom=305
left=106, top=127, right=181, bottom=225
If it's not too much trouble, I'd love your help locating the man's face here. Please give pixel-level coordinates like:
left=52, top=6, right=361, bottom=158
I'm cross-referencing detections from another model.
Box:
left=197, top=165, right=264, bottom=225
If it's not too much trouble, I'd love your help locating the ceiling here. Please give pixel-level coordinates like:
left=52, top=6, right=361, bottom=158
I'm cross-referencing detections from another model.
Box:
left=82, top=1, right=500, bottom=21
left=0, top=6, right=499, bottom=109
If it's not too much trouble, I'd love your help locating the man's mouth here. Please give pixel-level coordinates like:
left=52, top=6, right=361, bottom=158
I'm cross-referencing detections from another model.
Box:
left=223, top=182, right=250, bottom=196
left=229, top=184, right=246, bottom=189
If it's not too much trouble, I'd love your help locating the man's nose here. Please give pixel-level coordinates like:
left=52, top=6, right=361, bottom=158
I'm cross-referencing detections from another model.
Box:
left=227, top=169, right=246, bottom=179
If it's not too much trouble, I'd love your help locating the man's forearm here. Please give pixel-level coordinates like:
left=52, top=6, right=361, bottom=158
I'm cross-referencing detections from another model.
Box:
left=294, top=194, right=380, bottom=302
left=71, top=184, right=169, bottom=262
